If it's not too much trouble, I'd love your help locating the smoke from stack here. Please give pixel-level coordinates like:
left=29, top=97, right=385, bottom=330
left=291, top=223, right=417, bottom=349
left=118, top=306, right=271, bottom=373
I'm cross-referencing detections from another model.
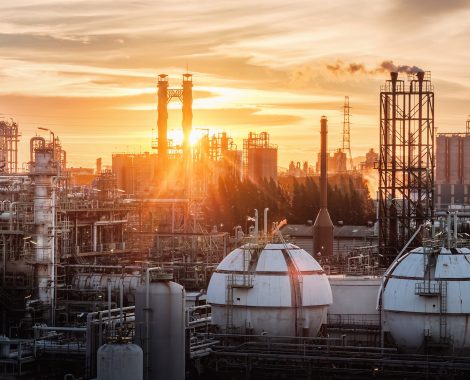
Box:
left=378, top=60, right=424, bottom=74
left=326, top=60, right=424, bottom=75
left=326, top=61, right=367, bottom=74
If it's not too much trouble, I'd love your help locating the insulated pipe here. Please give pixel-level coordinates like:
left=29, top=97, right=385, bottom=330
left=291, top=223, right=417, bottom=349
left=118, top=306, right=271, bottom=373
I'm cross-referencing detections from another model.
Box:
left=447, top=213, right=452, bottom=249
left=8, top=202, right=16, bottom=231
left=93, top=223, right=98, bottom=252
left=264, top=208, right=269, bottom=237
left=107, top=280, right=112, bottom=335
left=119, top=282, right=124, bottom=328
left=454, top=213, right=458, bottom=242
left=435, top=211, right=470, bottom=217
left=254, top=209, right=259, bottom=243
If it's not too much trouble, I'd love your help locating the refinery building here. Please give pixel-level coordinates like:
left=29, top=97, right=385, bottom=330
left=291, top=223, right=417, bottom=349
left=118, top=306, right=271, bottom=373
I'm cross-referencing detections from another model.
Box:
left=2, top=71, right=470, bottom=380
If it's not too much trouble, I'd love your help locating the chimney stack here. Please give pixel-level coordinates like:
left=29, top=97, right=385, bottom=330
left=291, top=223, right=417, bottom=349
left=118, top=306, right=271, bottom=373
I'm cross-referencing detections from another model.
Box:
left=313, top=116, right=334, bottom=257
left=182, top=73, right=193, bottom=165
left=157, top=74, right=169, bottom=169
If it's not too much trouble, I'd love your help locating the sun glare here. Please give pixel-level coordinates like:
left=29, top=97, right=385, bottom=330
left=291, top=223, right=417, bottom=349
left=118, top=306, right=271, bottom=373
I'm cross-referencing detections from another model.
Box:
left=166, top=129, right=207, bottom=147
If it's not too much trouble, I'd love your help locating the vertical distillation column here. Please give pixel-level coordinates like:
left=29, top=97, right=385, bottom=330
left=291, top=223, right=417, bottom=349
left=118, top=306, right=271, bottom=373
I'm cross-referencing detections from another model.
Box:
left=182, top=74, right=193, bottom=195
left=32, top=148, right=55, bottom=311
left=157, top=74, right=169, bottom=179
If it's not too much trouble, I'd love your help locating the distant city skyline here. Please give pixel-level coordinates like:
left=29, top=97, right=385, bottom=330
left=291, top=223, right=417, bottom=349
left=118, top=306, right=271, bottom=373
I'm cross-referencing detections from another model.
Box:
left=1, top=0, right=469, bottom=168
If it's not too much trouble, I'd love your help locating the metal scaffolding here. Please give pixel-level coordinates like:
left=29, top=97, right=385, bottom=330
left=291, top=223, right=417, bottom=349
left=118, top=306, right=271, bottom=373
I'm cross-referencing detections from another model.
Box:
left=0, top=119, right=20, bottom=173
left=378, top=71, right=434, bottom=258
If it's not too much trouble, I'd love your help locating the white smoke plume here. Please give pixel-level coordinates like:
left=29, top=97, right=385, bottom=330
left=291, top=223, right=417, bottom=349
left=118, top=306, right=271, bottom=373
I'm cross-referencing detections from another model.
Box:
left=326, top=60, right=424, bottom=75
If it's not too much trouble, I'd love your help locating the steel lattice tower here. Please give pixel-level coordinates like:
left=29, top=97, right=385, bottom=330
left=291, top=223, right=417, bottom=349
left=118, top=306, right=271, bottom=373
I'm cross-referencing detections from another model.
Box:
left=378, top=71, right=434, bottom=259
left=342, top=96, right=353, bottom=170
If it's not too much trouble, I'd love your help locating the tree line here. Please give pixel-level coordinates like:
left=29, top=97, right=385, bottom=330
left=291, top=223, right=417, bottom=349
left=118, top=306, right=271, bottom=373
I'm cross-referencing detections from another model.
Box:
left=203, top=174, right=376, bottom=233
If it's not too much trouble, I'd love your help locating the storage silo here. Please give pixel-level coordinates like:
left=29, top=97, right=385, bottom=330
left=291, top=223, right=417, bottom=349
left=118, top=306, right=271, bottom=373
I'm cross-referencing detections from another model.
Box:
left=97, top=343, right=143, bottom=380
left=207, top=243, right=332, bottom=336
left=135, top=273, right=185, bottom=380
left=382, top=246, right=470, bottom=353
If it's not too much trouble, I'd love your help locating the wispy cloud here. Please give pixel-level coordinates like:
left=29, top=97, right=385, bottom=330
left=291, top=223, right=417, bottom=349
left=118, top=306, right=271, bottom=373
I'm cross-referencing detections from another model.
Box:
left=0, top=0, right=469, bottom=167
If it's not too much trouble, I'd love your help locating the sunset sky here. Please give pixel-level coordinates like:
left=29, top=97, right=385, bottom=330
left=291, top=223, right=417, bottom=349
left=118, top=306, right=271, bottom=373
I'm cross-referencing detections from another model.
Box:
left=1, top=0, right=470, bottom=169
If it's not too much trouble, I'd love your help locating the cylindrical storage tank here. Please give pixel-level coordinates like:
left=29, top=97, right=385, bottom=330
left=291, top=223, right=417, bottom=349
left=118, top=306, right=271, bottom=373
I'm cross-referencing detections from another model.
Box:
left=207, top=243, right=332, bottom=336
left=97, top=343, right=143, bottom=380
left=0, top=335, right=10, bottom=358
left=382, top=247, right=470, bottom=353
left=72, top=273, right=142, bottom=302
left=135, top=274, right=185, bottom=380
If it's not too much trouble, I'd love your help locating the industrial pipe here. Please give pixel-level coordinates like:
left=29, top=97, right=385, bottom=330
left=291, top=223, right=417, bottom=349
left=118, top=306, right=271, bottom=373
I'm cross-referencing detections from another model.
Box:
left=254, top=209, right=259, bottom=243
left=29, top=137, right=45, bottom=163
left=264, top=208, right=269, bottom=237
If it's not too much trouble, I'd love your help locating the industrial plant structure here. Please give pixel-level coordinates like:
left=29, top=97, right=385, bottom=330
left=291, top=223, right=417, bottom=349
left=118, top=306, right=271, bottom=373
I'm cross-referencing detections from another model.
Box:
left=435, top=122, right=470, bottom=209
left=3, top=70, right=470, bottom=380
left=243, top=131, right=278, bottom=185
left=378, top=71, right=435, bottom=259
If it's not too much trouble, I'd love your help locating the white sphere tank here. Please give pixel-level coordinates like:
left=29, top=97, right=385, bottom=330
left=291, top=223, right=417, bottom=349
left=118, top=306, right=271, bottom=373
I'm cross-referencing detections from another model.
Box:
left=383, top=247, right=470, bottom=353
left=97, top=343, right=143, bottom=380
left=207, top=243, right=332, bottom=336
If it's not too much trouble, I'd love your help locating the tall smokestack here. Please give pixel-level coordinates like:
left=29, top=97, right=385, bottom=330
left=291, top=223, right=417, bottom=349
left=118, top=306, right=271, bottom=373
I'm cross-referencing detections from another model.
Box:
left=157, top=74, right=169, bottom=168
left=320, top=117, right=328, bottom=208
left=313, top=116, right=334, bottom=257
left=182, top=74, right=193, bottom=167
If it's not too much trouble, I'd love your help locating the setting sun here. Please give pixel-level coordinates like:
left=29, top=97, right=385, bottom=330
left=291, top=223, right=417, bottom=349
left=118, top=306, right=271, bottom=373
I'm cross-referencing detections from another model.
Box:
left=166, top=129, right=207, bottom=147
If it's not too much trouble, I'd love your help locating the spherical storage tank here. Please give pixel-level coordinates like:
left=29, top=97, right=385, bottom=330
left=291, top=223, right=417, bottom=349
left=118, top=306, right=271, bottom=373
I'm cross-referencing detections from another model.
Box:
left=97, top=343, right=143, bottom=380
left=207, top=243, right=332, bottom=336
left=382, top=247, right=470, bottom=353
left=135, top=274, right=185, bottom=380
